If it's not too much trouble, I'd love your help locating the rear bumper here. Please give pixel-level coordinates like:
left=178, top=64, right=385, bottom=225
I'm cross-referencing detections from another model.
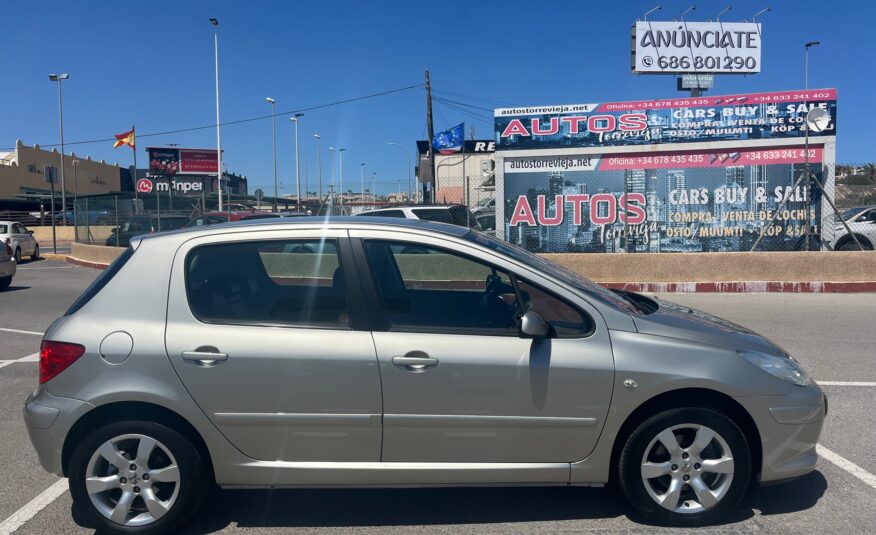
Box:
left=23, top=387, right=93, bottom=476
left=0, top=257, right=15, bottom=278
left=738, top=383, right=826, bottom=483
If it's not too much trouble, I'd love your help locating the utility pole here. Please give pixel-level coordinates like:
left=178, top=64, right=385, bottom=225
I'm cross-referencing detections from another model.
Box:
left=425, top=69, right=435, bottom=204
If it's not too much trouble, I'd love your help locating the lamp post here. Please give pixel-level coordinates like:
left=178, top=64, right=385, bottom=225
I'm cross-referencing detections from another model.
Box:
left=72, top=159, right=79, bottom=242
left=804, top=41, right=820, bottom=90
left=329, top=147, right=338, bottom=203
left=385, top=141, right=412, bottom=201
left=333, top=148, right=345, bottom=205
left=360, top=163, right=365, bottom=203
left=266, top=97, right=277, bottom=212
left=313, top=134, right=323, bottom=200
left=209, top=17, right=224, bottom=213
left=290, top=114, right=304, bottom=211
left=48, top=73, right=69, bottom=225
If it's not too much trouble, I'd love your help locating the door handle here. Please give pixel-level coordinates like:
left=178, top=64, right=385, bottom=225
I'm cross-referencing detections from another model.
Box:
left=392, top=353, right=439, bottom=371
left=181, top=350, right=228, bottom=366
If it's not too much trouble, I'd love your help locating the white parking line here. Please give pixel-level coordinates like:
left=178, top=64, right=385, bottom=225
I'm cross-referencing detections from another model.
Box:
left=818, top=381, right=876, bottom=386
left=0, top=354, right=40, bottom=369
left=0, top=328, right=43, bottom=337
left=0, top=478, right=67, bottom=535
left=818, top=444, right=876, bottom=490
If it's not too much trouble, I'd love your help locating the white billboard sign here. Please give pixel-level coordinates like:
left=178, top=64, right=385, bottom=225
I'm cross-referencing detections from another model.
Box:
left=633, top=21, right=762, bottom=74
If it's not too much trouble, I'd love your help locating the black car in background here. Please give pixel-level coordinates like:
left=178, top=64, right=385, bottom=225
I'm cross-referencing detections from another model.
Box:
left=106, top=215, right=189, bottom=247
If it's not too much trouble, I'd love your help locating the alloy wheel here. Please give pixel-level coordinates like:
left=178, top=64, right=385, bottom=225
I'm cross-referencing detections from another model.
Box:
left=84, top=433, right=181, bottom=527
left=640, top=423, right=735, bottom=514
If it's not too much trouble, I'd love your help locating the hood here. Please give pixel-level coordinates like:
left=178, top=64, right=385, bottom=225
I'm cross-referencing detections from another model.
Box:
left=632, top=297, right=782, bottom=355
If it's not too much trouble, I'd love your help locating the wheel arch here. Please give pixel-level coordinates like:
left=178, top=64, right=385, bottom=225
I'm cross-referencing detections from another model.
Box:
left=61, top=400, right=215, bottom=481
left=608, top=387, right=762, bottom=484
left=835, top=233, right=873, bottom=250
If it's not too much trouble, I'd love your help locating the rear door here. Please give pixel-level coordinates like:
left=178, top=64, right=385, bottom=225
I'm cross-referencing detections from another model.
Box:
left=350, top=228, right=615, bottom=464
left=165, top=228, right=382, bottom=462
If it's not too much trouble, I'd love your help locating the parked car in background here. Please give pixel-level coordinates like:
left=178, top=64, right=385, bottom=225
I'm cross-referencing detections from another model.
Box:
left=185, top=214, right=227, bottom=228
left=473, top=197, right=495, bottom=217
left=0, top=239, right=16, bottom=289
left=0, top=220, right=39, bottom=263
left=828, top=205, right=876, bottom=250
left=54, top=209, right=115, bottom=226
left=26, top=217, right=825, bottom=533
left=358, top=204, right=482, bottom=230
left=106, top=215, right=189, bottom=247
left=476, top=212, right=496, bottom=236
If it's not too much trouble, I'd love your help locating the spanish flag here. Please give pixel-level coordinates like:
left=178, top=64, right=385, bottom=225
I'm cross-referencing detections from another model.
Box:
left=113, top=128, right=135, bottom=149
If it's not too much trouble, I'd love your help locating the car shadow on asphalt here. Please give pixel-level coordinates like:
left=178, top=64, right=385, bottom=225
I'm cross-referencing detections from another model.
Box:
left=1, top=286, right=31, bottom=292
left=130, top=470, right=826, bottom=532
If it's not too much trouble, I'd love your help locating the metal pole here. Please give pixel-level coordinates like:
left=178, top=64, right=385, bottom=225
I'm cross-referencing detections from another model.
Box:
left=114, top=196, right=120, bottom=247
left=268, top=98, right=278, bottom=212
left=360, top=163, right=365, bottom=204
left=212, top=19, right=224, bottom=213
left=49, top=172, right=57, bottom=253
left=72, top=160, right=79, bottom=243
left=315, top=134, right=323, bottom=199
left=57, top=79, right=67, bottom=225
left=293, top=115, right=302, bottom=212
left=339, top=149, right=345, bottom=206
left=132, top=126, right=138, bottom=210
left=84, top=197, right=89, bottom=245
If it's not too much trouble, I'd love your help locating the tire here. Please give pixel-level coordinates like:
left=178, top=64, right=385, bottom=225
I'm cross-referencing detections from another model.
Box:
left=68, top=420, right=209, bottom=535
left=838, top=238, right=872, bottom=251
left=31, top=244, right=40, bottom=261
left=0, top=276, right=10, bottom=290
left=618, top=407, right=751, bottom=527
left=13, top=247, right=21, bottom=264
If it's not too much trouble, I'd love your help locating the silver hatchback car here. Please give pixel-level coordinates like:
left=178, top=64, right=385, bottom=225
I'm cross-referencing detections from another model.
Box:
left=24, top=217, right=826, bottom=533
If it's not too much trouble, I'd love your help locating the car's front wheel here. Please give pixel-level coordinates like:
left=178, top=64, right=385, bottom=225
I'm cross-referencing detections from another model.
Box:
left=31, top=244, right=39, bottom=261
left=618, top=407, right=751, bottom=526
left=68, top=420, right=209, bottom=535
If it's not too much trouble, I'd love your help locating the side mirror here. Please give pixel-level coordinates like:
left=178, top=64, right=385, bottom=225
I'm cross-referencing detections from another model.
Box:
left=28, top=230, right=34, bottom=234
left=519, top=311, right=550, bottom=339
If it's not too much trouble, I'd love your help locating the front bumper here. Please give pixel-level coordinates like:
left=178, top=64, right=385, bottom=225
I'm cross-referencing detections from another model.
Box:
left=738, top=382, right=827, bottom=483
left=23, top=387, right=93, bottom=476
left=0, top=257, right=15, bottom=278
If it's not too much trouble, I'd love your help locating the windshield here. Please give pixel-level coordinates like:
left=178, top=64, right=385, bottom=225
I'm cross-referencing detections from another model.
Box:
left=464, top=231, right=637, bottom=313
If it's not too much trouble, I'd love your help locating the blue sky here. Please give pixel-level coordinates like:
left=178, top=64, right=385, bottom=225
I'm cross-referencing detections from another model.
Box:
left=2, top=0, right=873, bottom=194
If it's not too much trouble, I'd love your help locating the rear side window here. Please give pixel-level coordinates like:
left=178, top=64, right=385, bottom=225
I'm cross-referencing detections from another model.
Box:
left=412, top=206, right=479, bottom=229
left=0, top=225, right=7, bottom=233
left=65, top=247, right=135, bottom=316
left=185, top=239, right=349, bottom=328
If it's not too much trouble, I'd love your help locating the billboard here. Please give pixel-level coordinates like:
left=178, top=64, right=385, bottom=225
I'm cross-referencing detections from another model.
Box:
left=494, top=89, right=836, bottom=151
left=632, top=21, right=762, bottom=74
left=503, top=146, right=824, bottom=253
left=147, top=147, right=220, bottom=176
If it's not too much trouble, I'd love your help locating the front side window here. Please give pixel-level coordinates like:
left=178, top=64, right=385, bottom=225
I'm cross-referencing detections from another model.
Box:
left=186, top=239, right=349, bottom=328
left=364, top=241, right=518, bottom=333
left=516, top=279, right=592, bottom=336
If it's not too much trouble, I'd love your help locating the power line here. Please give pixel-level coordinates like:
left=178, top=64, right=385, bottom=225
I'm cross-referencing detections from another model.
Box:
left=433, top=98, right=493, bottom=126
left=432, top=95, right=494, bottom=113
left=431, top=89, right=515, bottom=107
left=2, top=83, right=424, bottom=152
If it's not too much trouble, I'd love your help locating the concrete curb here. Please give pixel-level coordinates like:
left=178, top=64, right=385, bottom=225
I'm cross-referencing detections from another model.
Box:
left=63, top=255, right=876, bottom=292
left=40, top=253, right=69, bottom=262
left=602, top=281, right=876, bottom=293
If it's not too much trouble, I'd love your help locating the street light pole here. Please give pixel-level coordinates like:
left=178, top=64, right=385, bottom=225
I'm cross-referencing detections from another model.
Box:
left=386, top=141, right=411, bottom=201
left=49, top=73, right=70, bottom=225
left=338, top=148, right=345, bottom=205
left=360, top=163, right=365, bottom=203
left=314, top=134, right=323, bottom=200
left=72, top=159, right=79, bottom=242
left=328, top=147, right=336, bottom=204
left=291, top=114, right=304, bottom=212
left=266, top=97, right=277, bottom=212
left=209, top=18, right=224, bottom=213
left=804, top=41, right=820, bottom=90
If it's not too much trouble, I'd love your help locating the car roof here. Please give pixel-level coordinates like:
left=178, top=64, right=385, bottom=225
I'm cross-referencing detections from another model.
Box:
left=135, top=215, right=470, bottom=244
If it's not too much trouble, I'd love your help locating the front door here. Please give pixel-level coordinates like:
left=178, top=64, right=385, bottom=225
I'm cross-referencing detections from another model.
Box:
left=352, top=231, right=615, bottom=464
left=165, top=229, right=382, bottom=462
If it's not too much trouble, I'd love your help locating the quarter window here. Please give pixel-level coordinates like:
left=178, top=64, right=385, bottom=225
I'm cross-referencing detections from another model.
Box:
left=186, top=239, right=349, bottom=327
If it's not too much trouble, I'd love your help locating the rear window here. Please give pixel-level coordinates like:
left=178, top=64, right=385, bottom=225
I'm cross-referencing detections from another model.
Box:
left=157, top=218, right=188, bottom=231
left=365, top=210, right=405, bottom=218
left=412, top=206, right=479, bottom=229
left=65, top=247, right=134, bottom=315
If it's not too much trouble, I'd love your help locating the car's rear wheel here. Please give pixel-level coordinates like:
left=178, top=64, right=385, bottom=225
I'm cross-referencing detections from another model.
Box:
left=13, top=247, right=21, bottom=264
left=618, top=407, right=751, bottom=526
left=69, top=420, right=208, bottom=535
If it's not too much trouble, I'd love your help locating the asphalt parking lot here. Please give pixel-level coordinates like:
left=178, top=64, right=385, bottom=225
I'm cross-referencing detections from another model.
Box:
left=1, top=260, right=875, bottom=534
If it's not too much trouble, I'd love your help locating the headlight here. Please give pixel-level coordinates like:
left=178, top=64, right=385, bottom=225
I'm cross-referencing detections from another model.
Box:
left=737, top=350, right=811, bottom=386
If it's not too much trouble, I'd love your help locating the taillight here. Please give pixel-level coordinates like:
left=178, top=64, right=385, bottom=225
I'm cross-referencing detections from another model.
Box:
left=4, top=243, right=11, bottom=256
left=39, top=341, right=86, bottom=384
